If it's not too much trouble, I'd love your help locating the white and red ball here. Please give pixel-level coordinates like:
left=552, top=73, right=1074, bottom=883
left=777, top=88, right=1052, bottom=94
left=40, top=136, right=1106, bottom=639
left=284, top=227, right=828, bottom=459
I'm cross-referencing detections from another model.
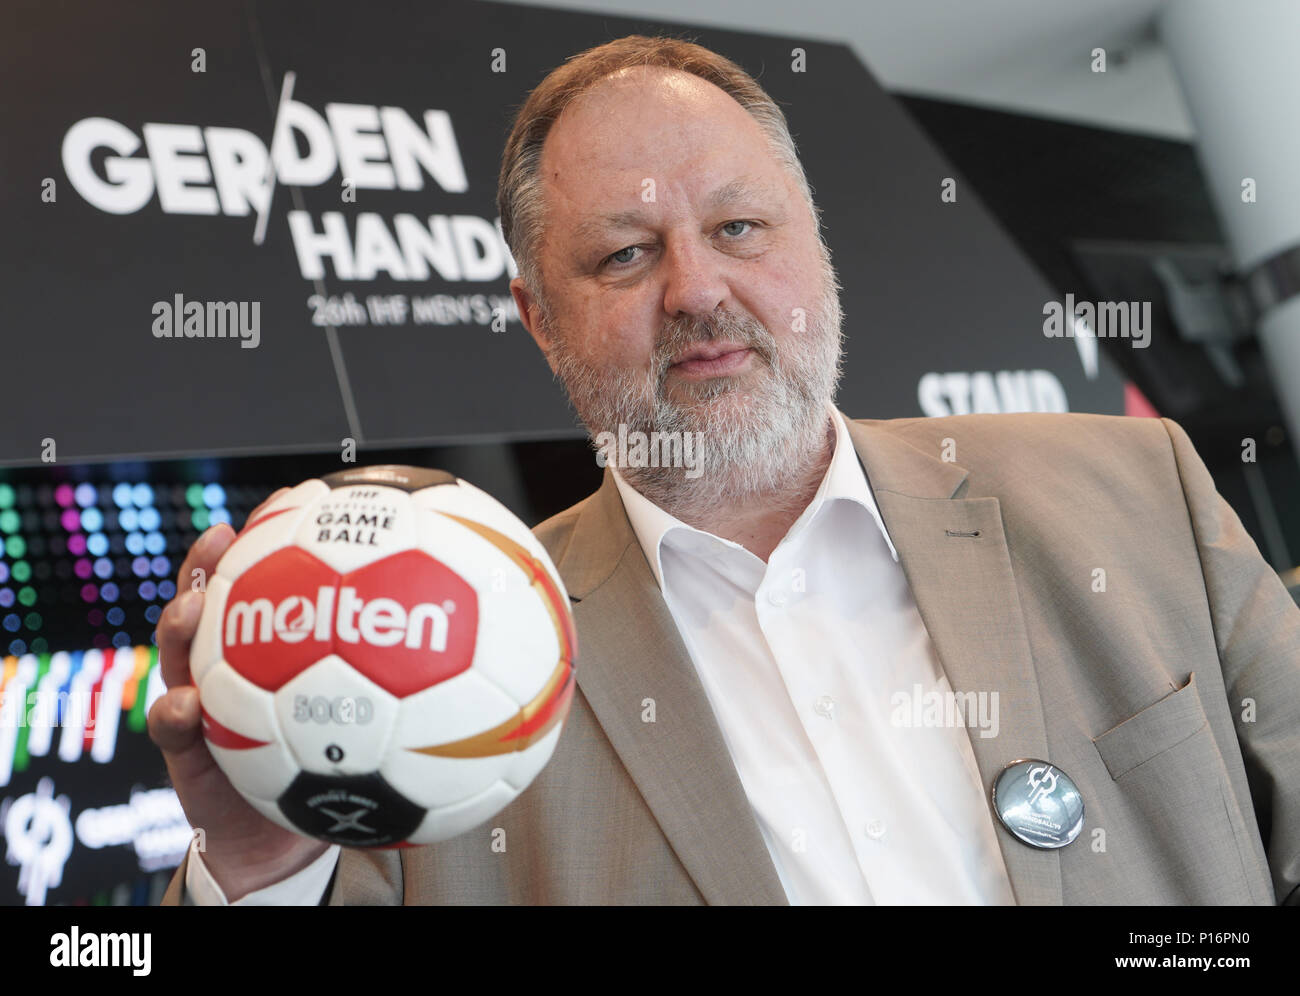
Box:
left=189, top=466, right=576, bottom=848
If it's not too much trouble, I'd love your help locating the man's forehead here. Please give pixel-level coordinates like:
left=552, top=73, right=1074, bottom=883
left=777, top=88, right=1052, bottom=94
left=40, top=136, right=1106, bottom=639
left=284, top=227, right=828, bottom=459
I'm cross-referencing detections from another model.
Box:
left=535, top=66, right=787, bottom=251
left=574, top=63, right=712, bottom=106
left=544, top=66, right=759, bottom=172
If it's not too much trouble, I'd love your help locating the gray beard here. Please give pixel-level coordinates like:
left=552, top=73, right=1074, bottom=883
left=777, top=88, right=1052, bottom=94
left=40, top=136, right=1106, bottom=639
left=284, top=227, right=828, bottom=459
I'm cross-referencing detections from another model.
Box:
left=546, top=261, right=845, bottom=523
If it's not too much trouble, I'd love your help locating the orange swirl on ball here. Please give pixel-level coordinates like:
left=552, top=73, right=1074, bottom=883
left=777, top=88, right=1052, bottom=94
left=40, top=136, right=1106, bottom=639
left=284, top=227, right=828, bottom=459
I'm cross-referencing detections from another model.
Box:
left=405, top=513, right=576, bottom=759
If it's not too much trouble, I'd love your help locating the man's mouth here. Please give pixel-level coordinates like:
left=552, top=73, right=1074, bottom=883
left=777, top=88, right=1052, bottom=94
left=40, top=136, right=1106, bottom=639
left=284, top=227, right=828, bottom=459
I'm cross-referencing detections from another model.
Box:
left=668, top=343, right=754, bottom=379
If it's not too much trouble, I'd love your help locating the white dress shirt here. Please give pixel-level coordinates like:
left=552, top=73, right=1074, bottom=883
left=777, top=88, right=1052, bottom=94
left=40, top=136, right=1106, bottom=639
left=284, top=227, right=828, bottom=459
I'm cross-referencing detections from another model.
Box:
left=610, top=405, right=1014, bottom=904
left=187, top=405, right=1015, bottom=905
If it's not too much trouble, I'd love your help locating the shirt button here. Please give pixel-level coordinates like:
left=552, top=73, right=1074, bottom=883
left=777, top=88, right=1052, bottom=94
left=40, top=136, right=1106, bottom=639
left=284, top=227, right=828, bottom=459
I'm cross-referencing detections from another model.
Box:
left=814, top=695, right=835, bottom=719
left=865, top=820, right=887, bottom=840
left=767, top=588, right=787, bottom=607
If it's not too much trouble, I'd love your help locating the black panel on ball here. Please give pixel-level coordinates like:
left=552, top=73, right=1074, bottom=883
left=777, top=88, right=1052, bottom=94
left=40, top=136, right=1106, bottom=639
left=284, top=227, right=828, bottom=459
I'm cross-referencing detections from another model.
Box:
left=277, top=771, right=426, bottom=847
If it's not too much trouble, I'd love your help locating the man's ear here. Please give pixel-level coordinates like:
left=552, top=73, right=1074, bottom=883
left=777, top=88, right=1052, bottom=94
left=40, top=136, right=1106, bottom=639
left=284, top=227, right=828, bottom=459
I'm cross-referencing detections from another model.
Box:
left=510, top=276, right=556, bottom=371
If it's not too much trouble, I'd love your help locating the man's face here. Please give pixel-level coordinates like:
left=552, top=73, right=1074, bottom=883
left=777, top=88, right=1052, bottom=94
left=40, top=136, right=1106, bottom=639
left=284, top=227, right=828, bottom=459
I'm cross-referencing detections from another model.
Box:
left=512, top=65, right=842, bottom=503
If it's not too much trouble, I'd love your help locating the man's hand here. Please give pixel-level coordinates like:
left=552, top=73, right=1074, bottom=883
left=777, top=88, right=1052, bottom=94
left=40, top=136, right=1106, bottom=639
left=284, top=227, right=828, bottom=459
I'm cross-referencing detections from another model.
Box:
left=148, top=488, right=330, bottom=902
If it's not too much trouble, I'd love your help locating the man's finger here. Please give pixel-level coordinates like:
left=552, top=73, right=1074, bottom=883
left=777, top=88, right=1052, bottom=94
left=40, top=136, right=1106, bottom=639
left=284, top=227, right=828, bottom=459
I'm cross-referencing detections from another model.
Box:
left=161, top=520, right=236, bottom=690
left=175, top=522, right=235, bottom=606
left=147, top=685, right=203, bottom=756
left=156, top=589, right=205, bottom=689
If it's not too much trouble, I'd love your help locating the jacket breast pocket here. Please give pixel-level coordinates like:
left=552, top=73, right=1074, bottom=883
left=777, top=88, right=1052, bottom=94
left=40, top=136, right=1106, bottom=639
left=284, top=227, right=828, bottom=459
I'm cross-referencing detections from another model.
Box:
left=1092, top=672, right=1208, bottom=779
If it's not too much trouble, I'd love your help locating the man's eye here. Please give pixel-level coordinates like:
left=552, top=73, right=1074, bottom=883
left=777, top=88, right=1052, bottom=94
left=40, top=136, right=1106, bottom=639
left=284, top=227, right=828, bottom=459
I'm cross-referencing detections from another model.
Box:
left=601, top=223, right=754, bottom=269
left=604, top=245, right=641, bottom=267
left=720, top=220, right=754, bottom=237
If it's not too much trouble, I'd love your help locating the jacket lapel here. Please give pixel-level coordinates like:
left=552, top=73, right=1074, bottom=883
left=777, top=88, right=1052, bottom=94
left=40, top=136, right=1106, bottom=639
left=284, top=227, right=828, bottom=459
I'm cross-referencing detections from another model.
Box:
left=556, top=472, right=789, bottom=905
left=845, top=418, right=1062, bottom=905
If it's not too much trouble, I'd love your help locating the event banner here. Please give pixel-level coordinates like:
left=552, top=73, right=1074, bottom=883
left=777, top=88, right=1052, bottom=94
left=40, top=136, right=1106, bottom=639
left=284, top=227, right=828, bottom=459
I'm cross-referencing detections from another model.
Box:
left=1, top=0, right=1121, bottom=466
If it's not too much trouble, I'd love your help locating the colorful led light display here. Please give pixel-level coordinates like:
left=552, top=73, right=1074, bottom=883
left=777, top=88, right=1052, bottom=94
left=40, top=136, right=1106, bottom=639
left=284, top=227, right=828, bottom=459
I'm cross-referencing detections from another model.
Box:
left=0, top=476, right=269, bottom=904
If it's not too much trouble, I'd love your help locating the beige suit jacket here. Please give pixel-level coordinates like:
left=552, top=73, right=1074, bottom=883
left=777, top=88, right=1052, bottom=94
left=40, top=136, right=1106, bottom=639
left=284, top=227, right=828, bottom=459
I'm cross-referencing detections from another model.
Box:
left=164, top=412, right=1300, bottom=905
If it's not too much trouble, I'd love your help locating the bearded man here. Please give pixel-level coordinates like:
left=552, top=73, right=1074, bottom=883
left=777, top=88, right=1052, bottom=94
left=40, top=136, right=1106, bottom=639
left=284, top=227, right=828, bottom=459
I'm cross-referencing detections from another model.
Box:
left=155, top=35, right=1300, bottom=906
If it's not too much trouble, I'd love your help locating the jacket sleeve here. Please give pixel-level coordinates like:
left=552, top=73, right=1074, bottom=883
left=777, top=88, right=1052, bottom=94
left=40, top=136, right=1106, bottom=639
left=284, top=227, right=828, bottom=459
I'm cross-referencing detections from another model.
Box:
left=161, top=854, right=186, bottom=906
left=1162, top=417, right=1300, bottom=904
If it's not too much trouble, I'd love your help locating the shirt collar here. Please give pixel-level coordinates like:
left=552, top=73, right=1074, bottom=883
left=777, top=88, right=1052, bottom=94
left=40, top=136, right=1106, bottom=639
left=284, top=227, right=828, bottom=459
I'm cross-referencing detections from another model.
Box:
left=611, top=403, right=899, bottom=591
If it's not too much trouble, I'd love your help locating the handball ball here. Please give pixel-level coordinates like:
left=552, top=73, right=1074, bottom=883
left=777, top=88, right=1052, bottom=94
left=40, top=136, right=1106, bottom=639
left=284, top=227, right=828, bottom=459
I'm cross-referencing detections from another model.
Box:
left=189, top=466, right=577, bottom=848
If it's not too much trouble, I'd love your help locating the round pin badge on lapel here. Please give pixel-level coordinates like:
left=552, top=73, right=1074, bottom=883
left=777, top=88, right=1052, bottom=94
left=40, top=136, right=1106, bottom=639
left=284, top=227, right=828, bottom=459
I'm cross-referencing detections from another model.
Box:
left=992, top=759, right=1084, bottom=849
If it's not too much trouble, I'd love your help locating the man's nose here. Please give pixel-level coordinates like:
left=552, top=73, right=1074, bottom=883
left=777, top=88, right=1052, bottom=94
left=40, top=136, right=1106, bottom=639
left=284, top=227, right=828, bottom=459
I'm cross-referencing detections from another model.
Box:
left=660, top=234, right=729, bottom=319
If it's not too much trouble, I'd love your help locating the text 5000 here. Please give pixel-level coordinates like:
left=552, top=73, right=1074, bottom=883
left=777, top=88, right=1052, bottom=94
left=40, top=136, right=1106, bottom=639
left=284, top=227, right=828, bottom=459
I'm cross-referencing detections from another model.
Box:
left=292, top=695, right=374, bottom=725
